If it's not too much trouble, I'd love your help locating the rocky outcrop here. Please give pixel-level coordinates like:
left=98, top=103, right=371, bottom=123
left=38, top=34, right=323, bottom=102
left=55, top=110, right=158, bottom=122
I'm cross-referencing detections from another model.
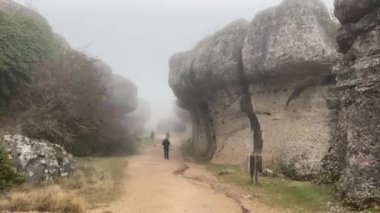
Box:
left=174, top=102, right=192, bottom=124
left=170, top=19, right=249, bottom=158
left=0, top=0, right=60, bottom=101
left=107, top=74, right=138, bottom=115
left=334, top=0, right=379, bottom=24
left=322, top=0, right=379, bottom=208
left=242, top=0, right=337, bottom=80
left=241, top=0, right=339, bottom=179
left=1, top=135, right=75, bottom=185
left=169, top=0, right=338, bottom=179
left=94, top=60, right=138, bottom=116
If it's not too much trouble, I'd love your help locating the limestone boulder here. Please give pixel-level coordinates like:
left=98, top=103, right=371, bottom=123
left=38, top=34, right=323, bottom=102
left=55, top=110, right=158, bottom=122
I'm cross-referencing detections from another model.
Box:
left=169, top=20, right=249, bottom=103
left=242, top=0, right=338, bottom=82
left=1, top=135, right=75, bottom=185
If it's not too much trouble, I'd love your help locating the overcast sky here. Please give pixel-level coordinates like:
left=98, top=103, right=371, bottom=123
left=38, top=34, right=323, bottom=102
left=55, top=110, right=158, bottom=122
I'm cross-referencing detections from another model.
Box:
left=14, top=0, right=334, bottom=128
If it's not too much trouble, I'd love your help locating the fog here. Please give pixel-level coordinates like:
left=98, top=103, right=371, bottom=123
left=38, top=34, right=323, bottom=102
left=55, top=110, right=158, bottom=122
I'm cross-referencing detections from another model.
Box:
left=14, top=0, right=334, bottom=128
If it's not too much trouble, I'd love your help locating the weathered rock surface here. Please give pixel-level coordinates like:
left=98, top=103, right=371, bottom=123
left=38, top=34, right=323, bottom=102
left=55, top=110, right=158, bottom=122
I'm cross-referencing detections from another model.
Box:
left=242, top=0, right=337, bottom=81
left=262, top=168, right=277, bottom=177
left=107, top=74, right=138, bottom=115
left=334, top=0, right=379, bottom=24
left=169, top=19, right=249, bottom=102
left=321, top=0, right=380, bottom=208
left=170, top=19, right=249, bottom=158
left=169, top=0, right=338, bottom=180
left=94, top=60, right=138, bottom=116
left=1, top=135, right=75, bottom=184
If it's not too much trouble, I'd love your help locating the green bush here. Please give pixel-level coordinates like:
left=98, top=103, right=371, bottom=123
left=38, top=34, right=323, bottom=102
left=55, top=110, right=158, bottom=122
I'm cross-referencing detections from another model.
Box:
left=0, top=10, right=58, bottom=103
left=0, top=144, right=24, bottom=191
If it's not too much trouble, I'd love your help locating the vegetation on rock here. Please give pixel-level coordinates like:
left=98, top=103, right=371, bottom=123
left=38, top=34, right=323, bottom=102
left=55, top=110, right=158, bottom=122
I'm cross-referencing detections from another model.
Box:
left=5, top=51, right=137, bottom=156
left=0, top=10, right=58, bottom=104
left=0, top=144, right=24, bottom=191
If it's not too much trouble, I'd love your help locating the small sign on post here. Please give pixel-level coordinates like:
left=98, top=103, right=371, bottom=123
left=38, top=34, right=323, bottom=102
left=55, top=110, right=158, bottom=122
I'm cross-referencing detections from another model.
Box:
left=248, top=154, right=262, bottom=184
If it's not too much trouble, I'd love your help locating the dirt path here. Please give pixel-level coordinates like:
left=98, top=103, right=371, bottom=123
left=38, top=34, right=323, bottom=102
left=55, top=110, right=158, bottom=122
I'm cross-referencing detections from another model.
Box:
left=93, top=136, right=279, bottom=213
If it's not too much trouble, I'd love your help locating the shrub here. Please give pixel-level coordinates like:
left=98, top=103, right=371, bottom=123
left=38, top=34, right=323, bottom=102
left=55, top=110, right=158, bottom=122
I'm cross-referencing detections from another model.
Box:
left=0, top=144, right=24, bottom=191
left=7, top=51, right=137, bottom=156
left=10, top=51, right=107, bottom=153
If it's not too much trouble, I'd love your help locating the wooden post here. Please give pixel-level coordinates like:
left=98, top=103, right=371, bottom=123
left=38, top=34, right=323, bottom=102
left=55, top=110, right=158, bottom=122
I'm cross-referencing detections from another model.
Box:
left=249, top=154, right=262, bottom=184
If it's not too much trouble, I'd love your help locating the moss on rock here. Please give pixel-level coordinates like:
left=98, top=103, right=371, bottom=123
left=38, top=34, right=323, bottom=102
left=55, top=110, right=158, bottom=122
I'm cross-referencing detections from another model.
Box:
left=0, top=10, right=59, bottom=102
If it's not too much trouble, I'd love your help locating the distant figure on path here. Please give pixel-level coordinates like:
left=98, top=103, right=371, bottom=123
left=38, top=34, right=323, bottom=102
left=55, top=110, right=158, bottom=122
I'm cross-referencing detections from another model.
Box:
left=162, top=133, right=171, bottom=160
left=150, top=131, right=155, bottom=143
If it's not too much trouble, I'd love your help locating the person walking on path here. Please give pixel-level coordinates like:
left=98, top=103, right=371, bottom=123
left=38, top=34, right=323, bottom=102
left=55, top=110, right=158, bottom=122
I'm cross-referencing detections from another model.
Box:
left=150, top=131, right=155, bottom=143
left=162, top=133, right=171, bottom=160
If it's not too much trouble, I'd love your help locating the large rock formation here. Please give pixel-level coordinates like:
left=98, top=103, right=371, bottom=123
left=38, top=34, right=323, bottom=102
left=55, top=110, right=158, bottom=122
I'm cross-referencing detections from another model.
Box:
left=107, top=74, right=138, bottom=115
left=94, top=60, right=138, bottom=115
left=1, top=135, right=75, bottom=184
left=241, top=0, right=339, bottom=179
left=174, top=102, right=192, bottom=125
left=170, top=19, right=250, bottom=158
left=322, top=0, right=379, bottom=207
left=0, top=0, right=60, bottom=102
left=169, top=0, right=338, bottom=179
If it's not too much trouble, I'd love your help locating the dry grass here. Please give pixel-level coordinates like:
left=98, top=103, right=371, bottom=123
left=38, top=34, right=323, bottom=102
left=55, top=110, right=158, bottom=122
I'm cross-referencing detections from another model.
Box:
left=0, top=185, right=86, bottom=213
left=60, top=157, right=128, bottom=208
left=0, top=157, right=128, bottom=212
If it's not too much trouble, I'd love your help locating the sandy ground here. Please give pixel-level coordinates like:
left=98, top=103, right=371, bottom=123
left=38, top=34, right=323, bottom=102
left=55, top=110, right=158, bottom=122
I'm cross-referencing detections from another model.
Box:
left=93, top=136, right=280, bottom=213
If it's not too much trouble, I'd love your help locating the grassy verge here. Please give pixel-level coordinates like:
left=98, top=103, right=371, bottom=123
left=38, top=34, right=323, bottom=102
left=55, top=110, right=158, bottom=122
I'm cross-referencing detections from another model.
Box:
left=181, top=140, right=380, bottom=213
left=0, top=157, right=128, bottom=212
left=205, top=163, right=336, bottom=212
left=180, top=141, right=338, bottom=212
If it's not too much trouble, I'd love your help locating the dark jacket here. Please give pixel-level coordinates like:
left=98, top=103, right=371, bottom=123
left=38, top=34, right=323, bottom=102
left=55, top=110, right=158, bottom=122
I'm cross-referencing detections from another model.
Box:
left=162, top=139, right=170, bottom=150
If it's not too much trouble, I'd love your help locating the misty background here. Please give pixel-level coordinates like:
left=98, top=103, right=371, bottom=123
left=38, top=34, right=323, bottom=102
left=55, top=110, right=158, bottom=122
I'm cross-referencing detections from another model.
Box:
left=14, top=0, right=334, bottom=129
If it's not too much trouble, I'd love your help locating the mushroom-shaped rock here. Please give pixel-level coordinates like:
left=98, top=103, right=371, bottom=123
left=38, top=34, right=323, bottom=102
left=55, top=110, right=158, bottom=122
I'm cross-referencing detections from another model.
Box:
left=169, top=0, right=339, bottom=180
left=169, top=19, right=249, bottom=157
left=169, top=19, right=249, bottom=102
left=107, top=74, right=138, bottom=115
left=242, top=0, right=338, bottom=82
